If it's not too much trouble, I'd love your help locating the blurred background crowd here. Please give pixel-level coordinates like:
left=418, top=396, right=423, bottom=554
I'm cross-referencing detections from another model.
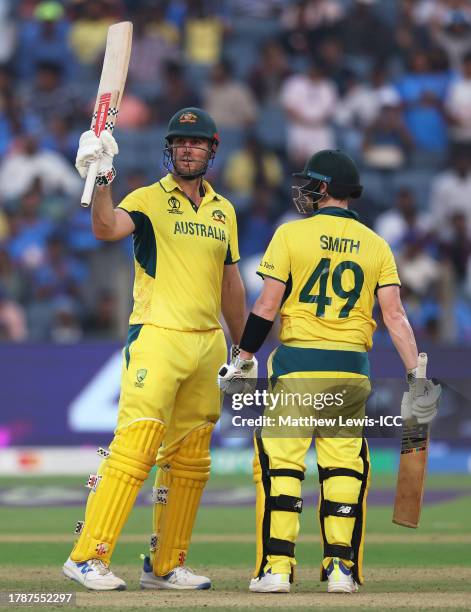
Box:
left=1, top=0, right=471, bottom=346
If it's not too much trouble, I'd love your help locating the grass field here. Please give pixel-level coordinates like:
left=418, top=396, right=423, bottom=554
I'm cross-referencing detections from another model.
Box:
left=0, top=472, right=470, bottom=611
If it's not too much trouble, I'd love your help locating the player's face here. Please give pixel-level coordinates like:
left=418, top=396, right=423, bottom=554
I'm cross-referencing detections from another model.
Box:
left=171, top=137, right=211, bottom=176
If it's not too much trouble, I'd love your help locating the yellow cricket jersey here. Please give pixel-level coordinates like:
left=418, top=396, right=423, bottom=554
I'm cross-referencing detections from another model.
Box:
left=257, top=207, right=400, bottom=351
left=118, top=173, right=239, bottom=331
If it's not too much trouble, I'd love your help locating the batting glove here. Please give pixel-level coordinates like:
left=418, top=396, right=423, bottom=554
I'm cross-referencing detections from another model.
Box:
left=401, top=369, right=441, bottom=424
left=217, top=348, right=258, bottom=395
left=75, top=130, right=118, bottom=185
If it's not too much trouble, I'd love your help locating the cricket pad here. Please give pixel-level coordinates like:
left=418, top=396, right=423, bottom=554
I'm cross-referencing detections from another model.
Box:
left=71, top=419, right=165, bottom=564
left=151, top=423, right=214, bottom=576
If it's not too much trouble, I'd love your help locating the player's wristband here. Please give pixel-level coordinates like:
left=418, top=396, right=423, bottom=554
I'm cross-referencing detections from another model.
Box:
left=239, top=313, right=273, bottom=354
left=95, top=166, right=116, bottom=186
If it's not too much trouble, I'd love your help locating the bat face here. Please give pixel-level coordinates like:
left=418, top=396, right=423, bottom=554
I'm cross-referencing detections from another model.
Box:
left=81, top=21, right=133, bottom=207
left=90, top=21, right=133, bottom=138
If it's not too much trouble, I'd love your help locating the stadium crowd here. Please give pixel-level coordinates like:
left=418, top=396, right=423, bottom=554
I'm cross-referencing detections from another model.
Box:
left=1, top=0, right=471, bottom=345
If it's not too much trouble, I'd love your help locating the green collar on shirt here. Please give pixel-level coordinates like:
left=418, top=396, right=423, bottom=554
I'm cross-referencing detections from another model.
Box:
left=159, top=173, right=220, bottom=201
left=311, top=206, right=359, bottom=221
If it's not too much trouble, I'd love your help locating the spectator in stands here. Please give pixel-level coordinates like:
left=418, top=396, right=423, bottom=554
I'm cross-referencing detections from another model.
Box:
left=412, top=0, right=471, bottom=28
left=446, top=51, right=471, bottom=147
left=374, top=187, right=432, bottom=253
left=280, top=59, right=338, bottom=165
left=0, top=287, right=27, bottom=341
left=21, top=61, right=80, bottom=127
left=395, top=49, right=450, bottom=156
left=429, top=149, right=471, bottom=230
left=340, top=0, right=394, bottom=69
left=31, top=233, right=87, bottom=302
left=0, top=1, right=15, bottom=65
left=127, top=6, right=180, bottom=97
left=184, top=0, right=227, bottom=67
left=314, top=36, right=349, bottom=92
left=222, top=134, right=283, bottom=212
left=0, top=247, right=24, bottom=304
left=0, top=135, right=81, bottom=201
left=16, top=1, right=77, bottom=81
left=69, top=0, right=113, bottom=66
left=202, top=60, right=258, bottom=129
left=362, top=95, right=414, bottom=170
left=230, top=0, right=285, bottom=18
left=50, top=295, right=83, bottom=343
left=111, top=92, right=152, bottom=130
left=248, top=40, right=291, bottom=104
left=335, top=70, right=389, bottom=133
left=394, top=0, right=433, bottom=66
left=84, top=288, right=118, bottom=339
left=6, top=180, right=56, bottom=271
left=40, top=116, right=79, bottom=166
left=280, top=0, right=344, bottom=58
left=397, top=237, right=441, bottom=297
left=238, top=185, right=277, bottom=258
left=431, top=4, right=471, bottom=71
left=440, top=211, right=471, bottom=284
left=153, top=60, right=201, bottom=124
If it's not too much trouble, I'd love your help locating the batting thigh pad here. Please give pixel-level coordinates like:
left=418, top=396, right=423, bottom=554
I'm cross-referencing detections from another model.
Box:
left=254, top=433, right=305, bottom=578
left=151, top=422, right=214, bottom=576
left=71, top=419, right=165, bottom=564
left=317, top=437, right=370, bottom=585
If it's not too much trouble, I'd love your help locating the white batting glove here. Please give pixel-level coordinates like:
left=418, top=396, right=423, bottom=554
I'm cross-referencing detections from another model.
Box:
left=217, top=350, right=258, bottom=395
left=401, top=371, right=441, bottom=424
left=75, top=130, right=118, bottom=184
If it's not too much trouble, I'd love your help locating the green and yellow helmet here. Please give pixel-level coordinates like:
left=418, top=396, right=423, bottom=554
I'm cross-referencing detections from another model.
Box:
left=293, top=149, right=363, bottom=213
left=164, top=107, right=219, bottom=179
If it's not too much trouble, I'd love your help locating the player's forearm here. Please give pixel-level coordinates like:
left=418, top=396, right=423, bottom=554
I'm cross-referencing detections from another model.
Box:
left=92, top=185, right=116, bottom=240
left=383, top=309, right=418, bottom=370
left=221, top=275, right=246, bottom=345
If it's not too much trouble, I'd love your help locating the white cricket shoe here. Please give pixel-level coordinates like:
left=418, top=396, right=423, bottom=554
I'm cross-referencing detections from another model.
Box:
left=139, top=555, right=211, bottom=590
left=63, top=557, right=126, bottom=591
left=249, top=569, right=290, bottom=593
left=326, top=557, right=358, bottom=593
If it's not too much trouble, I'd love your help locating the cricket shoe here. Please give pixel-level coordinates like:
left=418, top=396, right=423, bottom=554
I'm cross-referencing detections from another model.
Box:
left=139, top=555, right=211, bottom=590
left=63, top=557, right=126, bottom=591
left=326, top=557, right=358, bottom=593
left=249, top=569, right=290, bottom=593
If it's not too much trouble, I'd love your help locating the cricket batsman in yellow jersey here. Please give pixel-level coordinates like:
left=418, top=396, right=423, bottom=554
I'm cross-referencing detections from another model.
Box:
left=218, top=150, right=440, bottom=594
left=63, top=108, right=248, bottom=591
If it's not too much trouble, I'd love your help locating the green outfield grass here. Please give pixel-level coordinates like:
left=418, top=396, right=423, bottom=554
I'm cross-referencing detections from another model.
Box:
left=0, top=473, right=470, bottom=611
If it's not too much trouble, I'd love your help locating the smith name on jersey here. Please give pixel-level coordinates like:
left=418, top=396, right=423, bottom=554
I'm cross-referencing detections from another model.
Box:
left=257, top=207, right=400, bottom=351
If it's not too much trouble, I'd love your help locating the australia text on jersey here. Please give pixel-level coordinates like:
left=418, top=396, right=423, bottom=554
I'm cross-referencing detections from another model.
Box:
left=173, top=220, right=227, bottom=243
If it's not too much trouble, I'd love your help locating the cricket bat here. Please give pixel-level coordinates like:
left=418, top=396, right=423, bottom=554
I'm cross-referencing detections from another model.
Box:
left=392, top=352, right=429, bottom=528
left=81, top=21, right=133, bottom=207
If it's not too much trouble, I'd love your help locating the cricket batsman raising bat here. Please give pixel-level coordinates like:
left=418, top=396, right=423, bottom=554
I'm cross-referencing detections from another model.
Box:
left=78, top=21, right=133, bottom=207
left=63, top=22, right=247, bottom=591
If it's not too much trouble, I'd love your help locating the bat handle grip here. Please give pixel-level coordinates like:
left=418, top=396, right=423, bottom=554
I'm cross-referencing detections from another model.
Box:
left=415, top=352, right=428, bottom=396
left=80, top=159, right=99, bottom=208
